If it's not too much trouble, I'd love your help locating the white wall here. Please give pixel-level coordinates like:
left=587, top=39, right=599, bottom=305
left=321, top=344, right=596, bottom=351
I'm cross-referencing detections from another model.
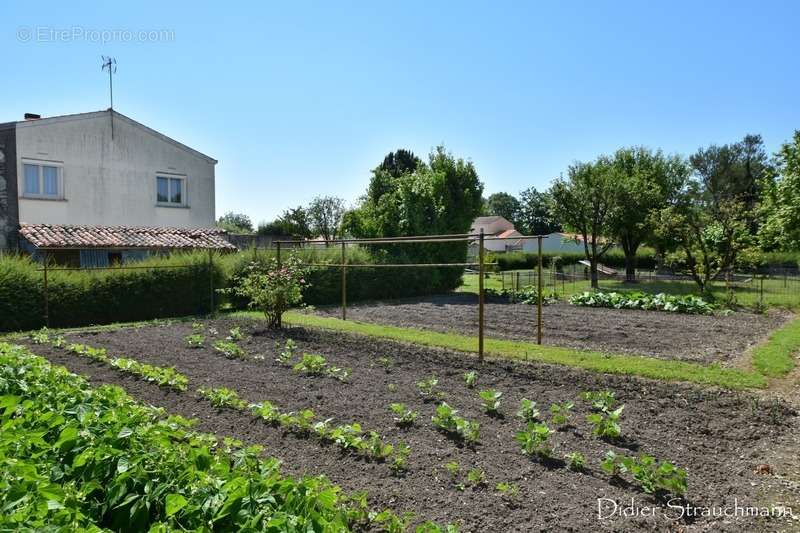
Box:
left=16, top=111, right=216, bottom=228
left=522, top=233, right=586, bottom=254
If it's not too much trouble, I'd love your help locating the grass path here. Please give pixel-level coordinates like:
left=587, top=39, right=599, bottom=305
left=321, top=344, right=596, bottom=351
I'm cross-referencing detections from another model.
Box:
left=265, top=311, right=768, bottom=390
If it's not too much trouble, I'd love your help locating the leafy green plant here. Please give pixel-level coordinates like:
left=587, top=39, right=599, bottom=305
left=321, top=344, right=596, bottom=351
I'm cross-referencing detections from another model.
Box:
left=390, top=403, right=419, bottom=427
left=250, top=400, right=281, bottom=424
left=29, top=328, right=50, bottom=344
left=495, top=482, right=519, bottom=498
left=326, top=365, right=351, bottom=382
left=479, top=389, right=502, bottom=415
left=564, top=451, right=586, bottom=471
left=367, top=431, right=394, bottom=460
left=227, top=326, right=244, bottom=341
left=463, top=371, right=477, bottom=388
left=569, top=291, right=715, bottom=315
left=416, top=375, right=441, bottom=401
left=431, top=403, right=480, bottom=444
left=213, top=339, right=245, bottom=359
left=65, top=343, right=109, bottom=362
left=600, top=450, right=623, bottom=476
left=467, top=468, right=485, bottom=487
left=109, top=358, right=188, bottom=391
left=276, top=338, right=296, bottom=365
left=390, top=442, right=411, bottom=475
left=197, top=386, right=248, bottom=409
left=184, top=333, right=205, bottom=348
left=444, top=461, right=460, bottom=479
left=586, top=405, right=624, bottom=439
left=387, top=383, right=398, bottom=392
left=515, top=422, right=553, bottom=458
left=293, top=353, right=327, bottom=374
left=516, top=398, right=540, bottom=422
left=549, top=401, right=574, bottom=427
left=581, top=390, right=617, bottom=412
left=50, top=335, right=66, bottom=348
left=377, top=356, right=393, bottom=371
left=619, top=455, right=688, bottom=497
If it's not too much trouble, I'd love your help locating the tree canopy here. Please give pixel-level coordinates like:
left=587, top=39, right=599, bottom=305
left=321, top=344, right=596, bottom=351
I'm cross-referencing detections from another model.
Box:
left=217, top=212, right=254, bottom=234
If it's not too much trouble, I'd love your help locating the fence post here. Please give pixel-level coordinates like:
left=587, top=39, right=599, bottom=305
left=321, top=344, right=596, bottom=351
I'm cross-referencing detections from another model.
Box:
left=478, top=229, right=485, bottom=363
left=208, top=249, right=214, bottom=314
left=341, top=241, right=347, bottom=321
left=537, top=236, right=543, bottom=345
left=760, top=275, right=764, bottom=307
left=43, top=251, right=50, bottom=328
left=276, top=241, right=281, bottom=268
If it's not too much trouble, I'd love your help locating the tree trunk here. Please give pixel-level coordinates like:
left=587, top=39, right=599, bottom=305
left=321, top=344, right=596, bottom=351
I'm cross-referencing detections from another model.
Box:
left=624, top=252, right=637, bottom=283
left=590, top=258, right=599, bottom=289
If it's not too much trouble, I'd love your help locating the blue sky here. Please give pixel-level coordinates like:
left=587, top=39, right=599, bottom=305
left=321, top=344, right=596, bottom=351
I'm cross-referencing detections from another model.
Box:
left=3, top=1, right=799, bottom=225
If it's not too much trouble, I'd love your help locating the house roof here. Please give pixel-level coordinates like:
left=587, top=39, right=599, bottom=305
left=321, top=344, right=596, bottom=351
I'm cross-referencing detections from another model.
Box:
left=11, top=110, right=217, bottom=164
left=19, top=223, right=236, bottom=251
left=497, top=229, right=521, bottom=238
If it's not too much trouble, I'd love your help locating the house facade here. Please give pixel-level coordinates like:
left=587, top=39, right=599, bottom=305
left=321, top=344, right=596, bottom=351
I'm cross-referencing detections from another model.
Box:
left=0, top=110, right=229, bottom=265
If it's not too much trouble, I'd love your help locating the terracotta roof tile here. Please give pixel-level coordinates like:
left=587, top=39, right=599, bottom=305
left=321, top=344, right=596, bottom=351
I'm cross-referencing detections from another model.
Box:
left=19, top=223, right=237, bottom=251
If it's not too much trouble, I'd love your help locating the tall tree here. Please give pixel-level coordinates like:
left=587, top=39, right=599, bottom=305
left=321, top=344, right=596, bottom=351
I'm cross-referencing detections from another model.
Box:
left=307, top=196, right=346, bottom=243
left=216, top=212, right=254, bottom=234
left=609, top=147, right=689, bottom=282
left=759, top=131, right=800, bottom=251
left=550, top=158, right=620, bottom=288
left=517, top=187, right=560, bottom=235
left=258, top=206, right=312, bottom=238
left=484, top=192, right=521, bottom=227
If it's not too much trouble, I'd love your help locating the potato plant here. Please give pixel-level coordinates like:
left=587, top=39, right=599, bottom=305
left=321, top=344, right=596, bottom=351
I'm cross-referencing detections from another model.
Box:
left=581, top=390, right=617, bottom=412
left=227, top=326, right=244, bottom=341
left=390, top=442, right=411, bottom=475
left=431, top=403, right=480, bottom=444
left=549, top=401, right=574, bottom=427
left=66, top=343, right=109, bottom=362
left=197, top=386, right=248, bottom=409
left=564, top=451, right=586, bottom=471
left=602, top=451, right=687, bottom=497
left=109, top=357, right=189, bottom=391
left=184, top=333, right=204, bottom=348
left=587, top=405, right=624, bottom=439
left=29, top=328, right=50, bottom=344
left=417, top=375, right=442, bottom=402
left=276, top=338, right=296, bottom=365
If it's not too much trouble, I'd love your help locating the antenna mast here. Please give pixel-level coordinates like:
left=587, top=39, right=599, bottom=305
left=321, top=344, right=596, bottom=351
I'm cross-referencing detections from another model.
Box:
left=101, top=56, right=117, bottom=139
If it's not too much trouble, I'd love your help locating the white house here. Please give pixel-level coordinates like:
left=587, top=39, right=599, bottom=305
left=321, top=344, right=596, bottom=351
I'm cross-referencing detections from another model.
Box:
left=469, top=215, right=528, bottom=253
left=0, top=110, right=234, bottom=266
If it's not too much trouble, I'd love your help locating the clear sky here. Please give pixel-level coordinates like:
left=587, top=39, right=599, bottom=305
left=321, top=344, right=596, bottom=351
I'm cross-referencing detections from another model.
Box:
left=3, top=1, right=799, bottom=226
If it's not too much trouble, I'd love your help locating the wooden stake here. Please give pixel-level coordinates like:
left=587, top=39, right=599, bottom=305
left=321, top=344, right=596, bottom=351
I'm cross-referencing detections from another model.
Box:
left=43, top=251, right=50, bottom=327
left=537, top=236, right=543, bottom=345
left=341, top=241, right=347, bottom=320
left=478, top=229, right=485, bottom=362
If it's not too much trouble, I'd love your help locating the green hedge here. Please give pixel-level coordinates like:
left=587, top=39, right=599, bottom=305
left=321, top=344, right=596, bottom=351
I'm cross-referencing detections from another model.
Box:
left=496, top=249, right=658, bottom=271
left=0, top=252, right=225, bottom=332
left=224, top=245, right=463, bottom=307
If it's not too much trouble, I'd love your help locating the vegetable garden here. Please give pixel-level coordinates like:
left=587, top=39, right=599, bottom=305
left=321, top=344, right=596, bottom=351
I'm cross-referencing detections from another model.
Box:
left=8, top=316, right=799, bottom=531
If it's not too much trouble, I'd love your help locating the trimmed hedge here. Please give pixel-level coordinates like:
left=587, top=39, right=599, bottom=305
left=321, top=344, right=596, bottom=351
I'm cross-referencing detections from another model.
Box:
left=0, top=252, right=225, bottom=332
left=495, top=249, right=658, bottom=271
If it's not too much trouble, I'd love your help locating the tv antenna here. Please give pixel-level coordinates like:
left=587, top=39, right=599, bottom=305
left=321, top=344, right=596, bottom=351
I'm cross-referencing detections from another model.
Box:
left=101, top=56, right=117, bottom=138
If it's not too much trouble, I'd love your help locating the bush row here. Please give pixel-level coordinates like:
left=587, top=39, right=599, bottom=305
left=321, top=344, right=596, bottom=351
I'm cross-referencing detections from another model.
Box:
left=0, top=253, right=225, bottom=332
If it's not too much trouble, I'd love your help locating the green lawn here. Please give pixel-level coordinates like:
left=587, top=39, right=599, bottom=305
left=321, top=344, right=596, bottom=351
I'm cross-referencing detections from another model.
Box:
left=233, top=310, right=770, bottom=390
left=459, top=271, right=800, bottom=309
left=751, top=318, right=800, bottom=377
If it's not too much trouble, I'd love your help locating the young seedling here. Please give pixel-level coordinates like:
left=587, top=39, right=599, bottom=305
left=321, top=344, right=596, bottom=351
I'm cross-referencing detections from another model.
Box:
left=51, top=335, right=66, bottom=348
left=432, top=403, right=481, bottom=444
left=416, top=376, right=441, bottom=401
left=377, top=356, right=393, bottom=372
left=390, top=403, right=419, bottom=428
left=467, top=468, right=486, bottom=487
left=463, top=371, right=477, bottom=388
left=620, top=455, right=688, bottom=497
left=191, top=322, right=204, bottom=332
left=185, top=333, right=205, bottom=348
left=479, top=389, right=503, bottom=415
left=367, top=431, right=394, bottom=461
left=30, top=328, right=50, bottom=344
left=516, top=398, right=540, bottom=422
left=587, top=405, right=624, bottom=440
left=293, top=353, right=327, bottom=375
left=600, top=450, right=623, bottom=477
left=276, top=339, right=296, bottom=365
left=515, top=422, right=553, bottom=458
left=495, top=482, right=519, bottom=498
left=213, top=340, right=245, bottom=359
left=444, top=461, right=460, bottom=479
left=198, top=387, right=248, bottom=410
left=564, top=451, right=586, bottom=471
left=387, top=383, right=398, bottom=393
left=390, top=443, right=411, bottom=475
left=325, top=366, right=351, bottom=382
left=549, top=401, right=574, bottom=427
left=581, top=390, right=617, bottom=412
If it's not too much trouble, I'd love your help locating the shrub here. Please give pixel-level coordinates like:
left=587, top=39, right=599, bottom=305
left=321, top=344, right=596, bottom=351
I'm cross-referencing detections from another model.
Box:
left=223, top=255, right=309, bottom=329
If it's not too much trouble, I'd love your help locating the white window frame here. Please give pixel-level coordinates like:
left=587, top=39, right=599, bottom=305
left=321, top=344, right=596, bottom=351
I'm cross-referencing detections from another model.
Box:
left=21, top=159, right=64, bottom=200
left=156, top=173, right=188, bottom=207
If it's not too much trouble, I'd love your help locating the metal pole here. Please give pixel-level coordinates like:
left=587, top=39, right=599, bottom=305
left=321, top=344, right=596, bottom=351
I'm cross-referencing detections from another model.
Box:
left=43, top=251, right=50, bottom=327
left=537, top=236, right=543, bottom=345
left=341, top=241, right=347, bottom=321
left=478, top=229, right=485, bottom=362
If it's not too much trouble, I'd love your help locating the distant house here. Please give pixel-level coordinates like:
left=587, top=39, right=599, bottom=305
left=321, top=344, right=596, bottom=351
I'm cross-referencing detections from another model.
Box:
left=469, top=215, right=528, bottom=253
left=0, top=109, right=232, bottom=266
left=521, top=232, right=613, bottom=254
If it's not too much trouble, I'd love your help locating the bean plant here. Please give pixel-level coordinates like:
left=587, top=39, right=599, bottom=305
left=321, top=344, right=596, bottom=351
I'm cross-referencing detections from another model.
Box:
left=515, top=422, right=553, bottom=458
left=213, top=340, right=245, bottom=359
left=293, top=353, right=327, bottom=374
left=198, top=387, right=248, bottom=409
left=431, top=403, right=480, bottom=444
left=516, top=398, right=540, bottom=422
left=549, top=402, right=574, bottom=427
left=390, top=403, right=419, bottom=427
left=417, top=376, right=441, bottom=401
left=184, top=333, right=204, bottom=348
left=479, top=389, right=502, bottom=415
left=390, top=443, right=411, bottom=475
left=564, top=451, right=586, bottom=471
left=276, top=339, right=296, bottom=365
left=587, top=405, right=624, bottom=439
left=227, top=326, right=244, bottom=341
left=463, top=371, right=477, bottom=388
